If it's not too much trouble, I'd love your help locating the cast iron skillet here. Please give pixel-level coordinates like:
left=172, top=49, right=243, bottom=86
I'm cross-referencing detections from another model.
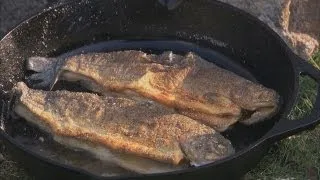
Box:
left=0, top=0, right=320, bottom=179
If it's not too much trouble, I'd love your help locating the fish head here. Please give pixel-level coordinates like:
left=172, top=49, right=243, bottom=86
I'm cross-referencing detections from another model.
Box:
left=231, top=81, right=281, bottom=125
left=179, top=133, right=235, bottom=167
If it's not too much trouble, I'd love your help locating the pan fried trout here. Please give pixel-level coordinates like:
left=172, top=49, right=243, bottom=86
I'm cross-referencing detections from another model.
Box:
left=13, top=82, right=235, bottom=173
left=26, top=51, right=280, bottom=131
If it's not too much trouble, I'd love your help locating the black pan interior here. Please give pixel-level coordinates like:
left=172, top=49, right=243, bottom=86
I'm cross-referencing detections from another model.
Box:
left=4, top=40, right=265, bottom=176
left=0, top=0, right=296, bottom=177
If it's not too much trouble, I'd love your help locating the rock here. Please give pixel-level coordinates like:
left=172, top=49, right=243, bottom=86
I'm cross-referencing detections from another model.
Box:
left=289, top=0, right=320, bottom=40
left=218, top=0, right=319, bottom=60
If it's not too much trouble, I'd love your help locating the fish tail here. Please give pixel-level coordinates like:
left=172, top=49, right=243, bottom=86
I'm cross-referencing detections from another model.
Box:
left=25, top=56, right=62, bottom=90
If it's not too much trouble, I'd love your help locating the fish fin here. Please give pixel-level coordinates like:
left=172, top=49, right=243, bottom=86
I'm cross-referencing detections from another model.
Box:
left=54, top=135, right=186, bottom=174
left=240, top=107, right=277, bottom=125
left=111, top=152, right=187, bottom=174
left=25, top=56, right=62, bottom=90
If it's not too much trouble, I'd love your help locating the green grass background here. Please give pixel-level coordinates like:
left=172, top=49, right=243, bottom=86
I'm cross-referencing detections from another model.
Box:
left=0, top=51, right=319, bottom=180
left=245, top=51, right=320, bottom=180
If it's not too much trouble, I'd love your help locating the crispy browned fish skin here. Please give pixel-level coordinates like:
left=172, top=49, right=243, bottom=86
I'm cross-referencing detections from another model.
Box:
left=13, top=82, right=234, bottom=173
left=27, top=51, right=279, bottom=131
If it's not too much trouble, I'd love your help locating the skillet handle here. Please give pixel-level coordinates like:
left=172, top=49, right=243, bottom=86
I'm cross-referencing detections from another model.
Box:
left=265, top=54, right=320, bottom=142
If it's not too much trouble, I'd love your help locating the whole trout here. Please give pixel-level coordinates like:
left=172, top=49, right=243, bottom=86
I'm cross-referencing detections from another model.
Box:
left=26, top=51, right=280, bottom=131
left=13, top=82, right=234, bottom=174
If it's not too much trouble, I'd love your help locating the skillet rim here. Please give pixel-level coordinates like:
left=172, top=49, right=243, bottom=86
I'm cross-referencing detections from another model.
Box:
left=0, top=0, right=301, bottom=179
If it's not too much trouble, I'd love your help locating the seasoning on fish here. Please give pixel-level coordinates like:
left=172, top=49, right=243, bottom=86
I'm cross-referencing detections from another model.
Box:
left=26, top=50, right=280, bottom=131
left=12, top=82, right=235, bottom=174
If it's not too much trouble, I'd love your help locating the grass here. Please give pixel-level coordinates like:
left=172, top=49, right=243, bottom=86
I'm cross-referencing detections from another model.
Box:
left=0, top=52, right=319, bottom=180
left=245, top=51, right=320, bottom=180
